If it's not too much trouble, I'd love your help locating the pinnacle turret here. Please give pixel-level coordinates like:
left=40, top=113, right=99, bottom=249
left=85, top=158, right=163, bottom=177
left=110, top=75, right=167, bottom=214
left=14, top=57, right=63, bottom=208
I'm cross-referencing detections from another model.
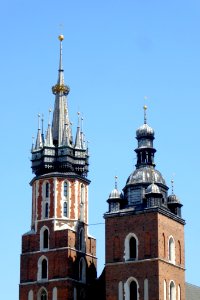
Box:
left=35, top=114, right=43, bottom=150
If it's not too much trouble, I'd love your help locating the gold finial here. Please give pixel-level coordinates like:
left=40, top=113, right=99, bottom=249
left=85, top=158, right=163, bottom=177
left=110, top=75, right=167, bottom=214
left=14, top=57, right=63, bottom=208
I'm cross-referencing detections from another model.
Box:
left=58, top=34, right=64, bottom=41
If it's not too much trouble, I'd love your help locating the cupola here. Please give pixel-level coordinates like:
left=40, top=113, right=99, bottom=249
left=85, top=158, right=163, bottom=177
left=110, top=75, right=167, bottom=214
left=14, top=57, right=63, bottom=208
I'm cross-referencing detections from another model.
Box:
left=107, top=177, right=124, bottom=212
left=167, top=180, right=182, bottom=217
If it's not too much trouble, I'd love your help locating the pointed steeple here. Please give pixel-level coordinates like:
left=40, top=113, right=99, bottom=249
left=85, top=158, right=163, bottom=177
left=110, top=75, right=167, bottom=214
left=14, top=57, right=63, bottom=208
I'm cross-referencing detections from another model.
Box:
left=31, top=35, right=89, bottom=177
left=52, top=35, right=71, bottom=146
left=35, top=114, right=43, bottom=149
left=45, top=109, right=54, bottom=147
left=75, top=112, right=82, bottom=149
left=81, top=117, right=86, bottom=149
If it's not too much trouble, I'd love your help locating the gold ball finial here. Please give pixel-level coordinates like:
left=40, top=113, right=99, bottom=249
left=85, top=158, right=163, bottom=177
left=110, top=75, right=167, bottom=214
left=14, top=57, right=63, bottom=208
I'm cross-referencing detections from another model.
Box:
left=58, top=34, right=64, bottom=41
left=143, top=105, right=147, bottom=110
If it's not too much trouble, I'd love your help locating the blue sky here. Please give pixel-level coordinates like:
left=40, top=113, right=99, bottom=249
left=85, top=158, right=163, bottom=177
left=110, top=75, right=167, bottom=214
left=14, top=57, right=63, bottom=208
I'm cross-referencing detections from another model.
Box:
left=0, top=0, right=200, bottom=298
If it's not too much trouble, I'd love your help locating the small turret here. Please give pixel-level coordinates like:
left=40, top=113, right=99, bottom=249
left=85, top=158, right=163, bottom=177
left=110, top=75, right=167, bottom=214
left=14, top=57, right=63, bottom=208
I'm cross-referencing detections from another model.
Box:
left=168, top=179, right=182, bottom=217
left=107, top=176, right=123, bottom=212
left=35, top=114, right=43, bottom=150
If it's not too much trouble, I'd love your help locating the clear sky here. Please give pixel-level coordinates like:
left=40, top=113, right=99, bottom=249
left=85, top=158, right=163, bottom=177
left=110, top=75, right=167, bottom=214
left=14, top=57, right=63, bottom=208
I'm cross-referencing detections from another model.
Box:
left=0, top=0, right=200, bottom=298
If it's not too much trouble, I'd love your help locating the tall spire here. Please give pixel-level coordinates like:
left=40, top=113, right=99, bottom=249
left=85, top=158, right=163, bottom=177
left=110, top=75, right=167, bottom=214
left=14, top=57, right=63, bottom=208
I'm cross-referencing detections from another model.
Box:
left=52, top=35, right=71, bottom=146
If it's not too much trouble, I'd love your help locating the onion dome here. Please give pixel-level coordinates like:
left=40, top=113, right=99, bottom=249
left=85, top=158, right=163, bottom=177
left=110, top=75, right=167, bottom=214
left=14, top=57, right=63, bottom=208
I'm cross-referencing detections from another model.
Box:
left=107, top=177, right=123, bottom=212
left=126, top=167, right=166, bottom=186
left=146, top=182, right=161, bottom=194
left=168, top=194, right=180, bottom=204
left=136, top=123, right=154, bottom=138
left=168, top=179, right=180, bottom=203
left=109, top=188, right=122, bottom=199
left=167, top=180, right=182, bottom=217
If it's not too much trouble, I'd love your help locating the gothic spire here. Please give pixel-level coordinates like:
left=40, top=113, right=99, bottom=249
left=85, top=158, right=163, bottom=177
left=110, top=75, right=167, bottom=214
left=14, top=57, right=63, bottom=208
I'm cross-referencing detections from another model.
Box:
left=52, top=35, right=71, bottom=146
left=45, top=109, right=54, bottom=147
left=75, top=112, right=83, bottom=149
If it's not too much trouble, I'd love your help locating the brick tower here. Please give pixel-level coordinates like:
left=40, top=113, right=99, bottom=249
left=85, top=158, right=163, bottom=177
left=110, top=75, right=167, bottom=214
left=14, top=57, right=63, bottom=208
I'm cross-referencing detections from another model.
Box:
left=104, top=106, right=185, bottom=300
left=19, top=35, right=97, bottom=300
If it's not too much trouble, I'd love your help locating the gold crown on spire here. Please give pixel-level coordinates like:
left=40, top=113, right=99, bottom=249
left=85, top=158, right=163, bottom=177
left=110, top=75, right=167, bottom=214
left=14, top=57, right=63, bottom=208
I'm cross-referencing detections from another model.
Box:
left=58, top=34, right=64, bottom=41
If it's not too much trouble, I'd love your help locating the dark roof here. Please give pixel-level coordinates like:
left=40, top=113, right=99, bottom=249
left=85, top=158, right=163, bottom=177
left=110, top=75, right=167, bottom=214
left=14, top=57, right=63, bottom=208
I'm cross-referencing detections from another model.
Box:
left=186, top=283, right=200, bottom=300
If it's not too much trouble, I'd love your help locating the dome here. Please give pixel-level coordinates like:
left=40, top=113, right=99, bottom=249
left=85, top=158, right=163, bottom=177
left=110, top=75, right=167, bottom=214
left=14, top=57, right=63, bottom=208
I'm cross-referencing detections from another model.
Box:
left=146, top=183, right=161, bottom=194
left=126, top=167, right=166, bottom=186
left=136, top=123, right=154, bottom=138
left=109, top=188, right=122, bottom=199
left=168, top=194, right=180, bottom=204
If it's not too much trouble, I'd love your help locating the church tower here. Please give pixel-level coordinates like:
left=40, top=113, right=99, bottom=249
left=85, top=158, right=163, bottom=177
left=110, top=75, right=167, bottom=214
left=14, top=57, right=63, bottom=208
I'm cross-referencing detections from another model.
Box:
left=104, top=106, right=185, bottom=300
left=19, top=36, right=97, bottom=300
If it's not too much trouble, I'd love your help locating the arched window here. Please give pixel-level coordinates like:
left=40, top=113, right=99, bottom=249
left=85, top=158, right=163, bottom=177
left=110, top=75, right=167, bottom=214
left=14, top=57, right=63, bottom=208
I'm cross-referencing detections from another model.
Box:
left=45, top=183, right=49, bottom=198
left=130, top=281, right=137, bottom=299
left=63, top=201, right=68, bottom=217
left=43, top=229, right=49, bottom=249
left=79, top=258, right=86, bottom=283
left=28, top=290, right=33, bottom=300
left=42, top=259, right=47, bottom=279
left=79, top=228, right=85, bottom=251
left=40, top=227, right=49, bottom=250
left=38, top=256, right=48, bottom=281
left=129, top=237, right=137, bottom=259
left=169, top=281, right=176, bottom=300
left=124, top=277, right=139, bottom=300
left=39, top=288, right=47, bottom=300
left=45, top=203, right=49, bottom=218
left=169, top=236, right=175, bottom=264
left=64, top=181, right=68, bottom=197
left=144, top=278, right=149, bottom=300
left=124, top=233, right=138, bottom=261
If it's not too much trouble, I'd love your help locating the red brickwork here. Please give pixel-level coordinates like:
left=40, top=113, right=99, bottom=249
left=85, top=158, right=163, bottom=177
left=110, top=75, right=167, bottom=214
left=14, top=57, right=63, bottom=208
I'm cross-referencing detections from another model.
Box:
left=20, top=175, right=97, bottom=300
left=105, top=210, right=185, bottom=300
